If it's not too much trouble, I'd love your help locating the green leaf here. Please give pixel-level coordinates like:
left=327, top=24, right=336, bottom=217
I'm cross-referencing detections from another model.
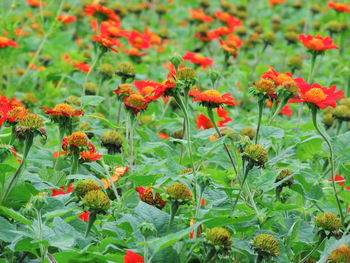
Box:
left=296, top=136, right=324, bottom=161
left=0, top=216, right=17, bottom=242
left=0, top=206, right=32, bottom=226
left=82, top=96, right=105, bottom=106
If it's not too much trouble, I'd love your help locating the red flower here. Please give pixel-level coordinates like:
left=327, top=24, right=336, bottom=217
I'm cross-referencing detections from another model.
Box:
left=268, top=0, right=286, bottom=6
left=0, top=94, right=24, bottom=127
left=151, top=80, right=176, bottom=101
left=100, top=21, right=124, bottom=37
left=189, top=9, right=213, bottom=22
left=78, top=211, right=90, bottom=222
left=266, top=100, right=293, bottom=116
left=262, top=67, right=295, bottom=86
left=80, top=148, right=102, bottom=162
left=123, top=47, right=147, bottom=57
left=42, top=103, right=83, bottom=117
left=123, top=93, right=149, bottom=114
left=84, top=5, right=120, bottom=23
left=57, top=14, right=76, bottom=24
left=51, top=184, right=74, bottom=196
left=327, top=1, right=350, bottom=13
left=183, top=52, right=213, bottom=69
left=219, top=34, right=243, bottom=57
left=289, top=79, right=344, bottom=109
left=328, top=174, right=345, bottom=186
left=158, top=132, right=170, bottom=139
left=101, top=166, right=128, bottom=189
left=124, top=250, right=144, bottom=263
left=207, top=26, right=231, bottom=40
left=92, top=35, right=121, bottom=53
left=74, top=62, right=91, bottom=73
left=124, top=30, right=151, bottom=50
left=135, top=186, right=166, bottom=209
left=0, top=36, right=18, bottom=48
left=214, top=11, right=242, bottom=30
left=134, top=80, right=164, bottom=97
left=26, top=0, right=47, bottom=7
left=189, top=89, right=237, bottom=108
left=197, top=108, right=232, bottom=129
left=299, top=34, right=339, bottom=51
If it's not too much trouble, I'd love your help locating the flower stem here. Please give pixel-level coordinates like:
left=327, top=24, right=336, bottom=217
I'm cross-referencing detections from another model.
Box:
left=232, top=162, right=253, bottom=211
left=166, top=202, right=179, bottom=233
left=268, top=97, right=288, bottom=125
left=54, top=125, right=65, bottom=171
left=84, top=211, right=97, bottom=238
left=206, top=108, right=238, bottom=178
left=255, top=99, right=264, bottom=144
left=311, top=107, right=344, bottom=224
left=1, top=133, right=34, bottom=204
left=70, top=152, right=79, bottom=175
left=82, top=51, right=103, bottom=98
left=298, top=236, right=325, bottom=263
left=174, top=93, right=196, bottom=176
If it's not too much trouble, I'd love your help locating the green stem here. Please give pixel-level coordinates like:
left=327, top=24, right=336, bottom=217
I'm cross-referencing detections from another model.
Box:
left=129, top=113, right=136, bottom=167
left=54, top=125, right=65, bottom=171
left=255, top=99, right=264, bottom=144
left=336, top=121, right=342, bottom=136
left=98, top=159, right=121, bottom=203
left=1, top=133, right=34, bottom=204
left=36, top=209, right=46, bottom=263
left=311, top=107, right=344, bottom=224
left=206, top=108, right=238, bottom=178
left=174, top=93, right=196, bottom=177
left=70, top=152, right=79, bottom=175
left=84, top=211, right=97, bottom=238
left=268, top=97, right=289, bottom=125
left=82, top=51, right=104, bottom=98
left=143, top=237, right=149, bottom=263
left=166, top=202, right=179, bottom=233
left=232, top=163, right=253, bottom=211
left=298, top=236, right=325, bottom=263
left=308, top=53, right=317, bottom=84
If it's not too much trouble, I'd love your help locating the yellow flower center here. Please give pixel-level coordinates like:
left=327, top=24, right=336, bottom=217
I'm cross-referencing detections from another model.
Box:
left=0, top=36, right=9, bottom=44
left=143, top=85, right=155, bottom=94
left=194, top=54, right=205, bottom=61
left=254, top=79, right=275, bottom=93
left=203, top=90, right=222, bottom=98
left=309, top=38, right=323, bottom=49
left=53, top=103, right=74, bottom=114
left=304, top=88, right=327, bottom=103
left=126, top=93, right=147, bottom=108
left=134, top=36, right=143, bottom=44
left=276, top=74, right=293, bottom=85
left=116, top=84, right=133, bottom=95
left=8, top=106, right=27, bottom=118
left=67, top=132, right=88, bottom=147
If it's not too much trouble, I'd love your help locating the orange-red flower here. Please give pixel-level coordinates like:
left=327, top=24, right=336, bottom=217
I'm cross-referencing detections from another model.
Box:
left=123, top=47, right=147, bottom=57
left=299, top=34, right=339, bottom=51
left=289, top=79, right=344, bottom=109
left=92, top=35, right=121, bottom=53
left=74, top=62, right=91, bottom=73
left=158, top=132, right=170, bottom=139
left=183, top=52, right=213, bottom=69
left=268, top=0, right=286, bottom=6
left=124, top=250, right=144, bottom=263
left=135, top=186, right=166, bottom=209
left=262, top=67, right=295, bottom=86
left=124, top=93, right=149, bottom=114
left=78, top=211, right=90, bottom=222
left=80, top=148, right=102, bottom=162
left=0, top=94, right=25, bottom=127
left=26, top=0, right=47, bottom=7
left=189, top=9, right=213, bottom=22
left=329, top=174, right=345, bottom=186
left=219, top=34, right=243, bottom=57
left=327, top=1, right=350, bottom=13
left=134, top=80, right=164, bottom=97
left=207, top=26, right=231, bottom=40
left=214, top=11, right=242, bottom=30
left=84, top=5, right=120, bottom=23
left=114, top=84, right=134, bottom=97
left=99, top=20, right=124, bottom=37
left=57, top=14, right=77, bottom=24
left=151, top=80, right=176, bottom=100
left=101, top=166, right=128, bottom=189
left=0, top=36, right=18, bottom=48
left=42, top=103, right=83, bottom=117
left=51, top=184, right=74, bottom=196
left=189, top=89, right=237, bottom=108
left=124, top=30, right=152, bottom=50
left=197, top=108, right=232, bottom=129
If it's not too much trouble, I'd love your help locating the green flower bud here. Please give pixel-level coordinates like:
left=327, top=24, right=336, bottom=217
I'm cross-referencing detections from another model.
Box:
left=205, top=227, right=232, bottom=249
left=310, top=4, right=321, bottom=14
left=209, top=70, right=220, bottom=86
left=292, top=1, right=302, bottom=9
left=243, top=144, right=268, bottom=167
left=166, top=182, right=192, bottom=204
left=285, top=25, right=298, bottom=32
left=172, top=130, right=184, bottom=140
left=284, top=31, right=299, bottom=44
left=138, top=222, right=157, bottom=237
left=85, top=82, right=97, bottom=95
left=99, top=63, right=114, bottom=79
left=235, top=26, right=247, bottom=37
left=314, top=212, right=342, bottom=232
left=323, top=113, right=335, bottom=128
left=276, top=168, right=294, bottom=188
left=263, top=32, right=276, bottom=45
left=75, top=179, right=101, bottom=199
left=83, top=190, right=110, bottom=211
left=17, top=114, right=44, bottom=129
left=101, top=130, right=123, bottom=154
left=251, top=234, right=280, bottom=257
left=195, top=173, right=212, bottom=191
left=177, top=67, right=197, bottom=86
left=240, top=127, right=256, bottom=140
left=221, top=128, right=240, bottom=141
left=288, top=56, right=303, bottom=70
left=155, top=5, right=168, bottom=15
left=22, top=93, right=37, bottom=107
left=253, top=79, right=276, bottom=95
left=31, top=194, right=47, bottom=211
left=339, top=98, right=350, bottom=108
left=65, top=96, right=81, bottom=106
left=116, top=62, right=136, bottom=80
left=313, top=21, right=321, bottom=31
left=139, top=115, right=153, bottom=125
left=333, top=105, right=350, bottom=121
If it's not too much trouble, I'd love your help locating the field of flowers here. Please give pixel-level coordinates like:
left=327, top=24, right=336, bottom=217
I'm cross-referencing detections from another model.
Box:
left=1, top=0, right=350, bottom=262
